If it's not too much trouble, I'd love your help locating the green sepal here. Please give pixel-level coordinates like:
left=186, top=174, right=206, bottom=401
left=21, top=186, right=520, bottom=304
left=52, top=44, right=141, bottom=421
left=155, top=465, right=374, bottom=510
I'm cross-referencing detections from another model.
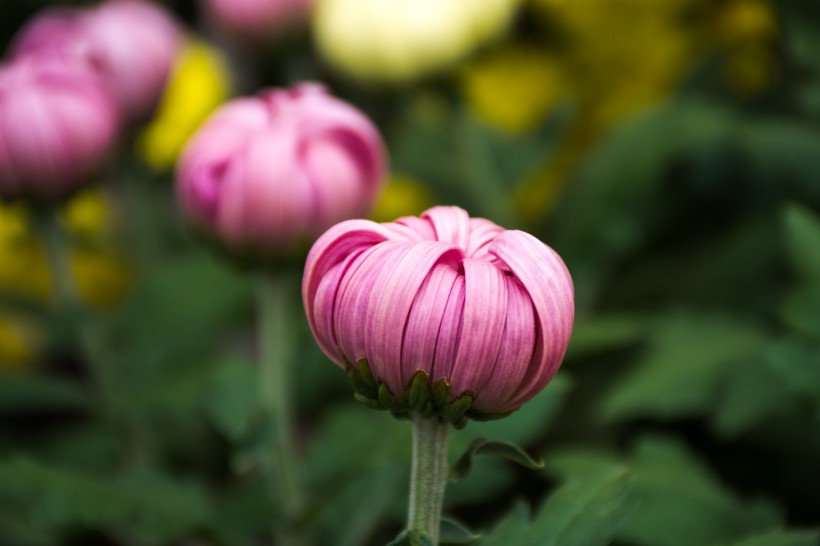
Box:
left=442, top=393, right=474, bottom=424
left=353, top=392, right=383, bottom=411
left=407, top=371, right=431, bottom=411
left=449, top=438, right=544, bottom=482
left=347, top=367, right=377, bottom=400
left=432, top=379, right=451, bottom=409
left=387, top=529, right=435, bottom=546
left=378, top=383, right=403, bottom=412
left=357, top=358, right=378, bottom=389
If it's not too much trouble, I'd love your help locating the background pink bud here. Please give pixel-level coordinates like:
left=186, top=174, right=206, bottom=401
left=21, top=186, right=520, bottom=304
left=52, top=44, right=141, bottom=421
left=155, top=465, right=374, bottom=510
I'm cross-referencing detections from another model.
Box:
left=303, top=206, right=575, bottom=415
left=12, top=0, right=182, bottom=123
left=0, top=58, right=120, bottom=202
left=202, top=0, right=313, bottom=38
left=177, top=83, right=385, bottom=255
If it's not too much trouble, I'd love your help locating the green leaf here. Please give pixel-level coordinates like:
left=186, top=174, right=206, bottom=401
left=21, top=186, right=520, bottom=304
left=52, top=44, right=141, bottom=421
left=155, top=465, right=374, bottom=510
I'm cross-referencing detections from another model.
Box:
left=449, top=439, right=543, bottom=482
left=481, top=469, right=632, bottom=546
left=440, top=517, right=481, bottom=545
left=0, top=458, right=212, bottom=544
left=625, top=437, right=779, bottom=546
left=547, top=438, right=783, bottom=546
left=387, top=529, right=434, bottom=546
left=565, top=314, right=651, bottom=360
left=712, top=356, right=793, bottom=437
left=783, top=204, right=820, bottom=283
left=480, top=503, right=531, bottom=546
left=780, top=286, right=820, bottom=341
left=727, top=529, right=820, bottom=546
left=601, top=313, right=767, bottom=421
left=206, top=358, right=260, bottom=442
left=526, top=468, right=632, bottom=546
left=0, top=374, right=87, bottom=414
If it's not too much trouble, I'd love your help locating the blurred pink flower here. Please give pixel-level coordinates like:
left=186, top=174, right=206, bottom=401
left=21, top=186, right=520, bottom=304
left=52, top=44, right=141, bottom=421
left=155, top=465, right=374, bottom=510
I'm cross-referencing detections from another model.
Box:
left=0, top=57, right=120, bottom=201
left=177, top=83, right=385, bottom=255
left=203, top=0, right=312, bottom=38
left=303, top=206, right=574, bottom=415
left=12, top=0, right=182, bottom=123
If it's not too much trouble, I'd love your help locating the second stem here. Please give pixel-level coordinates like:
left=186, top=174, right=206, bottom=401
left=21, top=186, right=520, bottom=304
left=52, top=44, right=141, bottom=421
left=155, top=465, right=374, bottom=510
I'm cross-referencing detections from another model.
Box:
left=258, top=272, right=306, bottom=545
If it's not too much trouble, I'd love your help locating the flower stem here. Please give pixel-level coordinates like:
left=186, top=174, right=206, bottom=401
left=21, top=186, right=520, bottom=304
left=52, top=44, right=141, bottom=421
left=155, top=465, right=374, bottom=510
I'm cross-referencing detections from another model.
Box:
left=257, top=272, right=306, bottom=546
left=408, top=415, right=450, bottom=545
left=36, top=209, right=115, bottom=410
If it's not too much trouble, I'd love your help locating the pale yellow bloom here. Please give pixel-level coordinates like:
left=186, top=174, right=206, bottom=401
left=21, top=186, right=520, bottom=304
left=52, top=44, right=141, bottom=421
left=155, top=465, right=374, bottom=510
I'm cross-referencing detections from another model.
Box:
left=136, top=38, right=232, bottom=170
left=314, top=0, right=522, bottom=83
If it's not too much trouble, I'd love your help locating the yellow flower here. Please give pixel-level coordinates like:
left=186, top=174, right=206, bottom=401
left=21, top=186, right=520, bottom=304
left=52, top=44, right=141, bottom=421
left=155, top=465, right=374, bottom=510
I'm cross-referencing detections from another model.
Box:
left=136, top=38, right=232, bottom=170
left=0, top=314, right=40, bottom=371
left=371, top=174, right=436, bottom=223
left=314, top=0, right=522, bottom=84
left=460, top=43, right=566, bottom=134
left=0, top=188, right=130, bottom=310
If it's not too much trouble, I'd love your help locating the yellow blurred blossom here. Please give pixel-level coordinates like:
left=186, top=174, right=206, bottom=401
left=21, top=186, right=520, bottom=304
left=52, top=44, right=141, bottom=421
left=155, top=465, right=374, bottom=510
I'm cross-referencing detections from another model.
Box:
left=0, top=188, right=130, bottom=308
left=461, top=0, right=778, bottom=221
left=136, top=38, right=232, bottom=170
left=461, top=44, right=567, bottom=133
left=0, top=314, right=40, bottom=370
left=314, top=0, right=523, bottom=84
left=371, top=174, right=436, bottom=223
left=0, top=188, right=130, bottom=364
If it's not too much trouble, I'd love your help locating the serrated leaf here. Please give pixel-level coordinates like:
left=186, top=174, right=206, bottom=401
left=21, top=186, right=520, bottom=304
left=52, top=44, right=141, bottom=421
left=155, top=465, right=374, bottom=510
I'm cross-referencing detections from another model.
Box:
left=783, top=204, right=820, bottom=283
left=622, top=437, right=781, bottom=546
left=440, top=517, right=481, bottom=545
left=206, top=358, right=260, bottom=442
left=780, top=286, right=820, bottom=341
left=449, top=439, right=543, bottom=482
left=387, top=529, right=434, bottom=546
left=727, top=529, right=820, bottom=546
left=481, top=469, right=631, bottom=546
left=480, top=503, right=530, bottom=546
left=524, top=468, right=632, bottom=546
left=601, top=313, right=767, bottom=421
left=712, top=357, right=793, bottom=437
left=546, top=437, right=783, bottom=546
left=565, top=314, right=651, bottom=359
left=0, top=374, right=87, bottom=413
left=0, top=458, right=212, bottom=544
left=766, top=338, right=820, bottom=401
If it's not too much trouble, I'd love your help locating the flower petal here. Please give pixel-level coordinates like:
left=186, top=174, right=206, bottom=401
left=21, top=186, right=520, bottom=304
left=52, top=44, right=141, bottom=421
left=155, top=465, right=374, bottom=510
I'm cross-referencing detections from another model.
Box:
left=448, top=258, right=508, bottom=397
left=365, top=241, right=463, bottom=394
left=488, top=230, right=573, bottom=408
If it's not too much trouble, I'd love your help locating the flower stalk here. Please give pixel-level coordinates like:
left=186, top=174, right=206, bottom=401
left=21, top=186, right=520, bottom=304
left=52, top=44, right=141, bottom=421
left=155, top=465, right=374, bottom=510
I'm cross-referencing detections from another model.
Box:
left=258, top=271, right=306, bottom=546
left=408, top=414, right=450, bottom=545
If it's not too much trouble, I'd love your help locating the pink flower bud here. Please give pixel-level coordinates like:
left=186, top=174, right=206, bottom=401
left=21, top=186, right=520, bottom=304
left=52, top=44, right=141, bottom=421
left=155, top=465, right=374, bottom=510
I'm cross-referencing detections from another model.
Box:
left=12, top=0, right=182, bottom=123
left=0, top=58, right=120, bottom=202
left=202, top=0, right=313, bottom=38
left=177, top=83, right=385, bottom=256
left=303, top=206, right=574, bottom=419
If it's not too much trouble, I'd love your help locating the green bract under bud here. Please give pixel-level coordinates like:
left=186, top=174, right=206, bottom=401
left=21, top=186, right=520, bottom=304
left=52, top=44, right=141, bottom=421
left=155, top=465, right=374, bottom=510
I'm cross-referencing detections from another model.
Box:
left=345, top=358, right=513, bottom=429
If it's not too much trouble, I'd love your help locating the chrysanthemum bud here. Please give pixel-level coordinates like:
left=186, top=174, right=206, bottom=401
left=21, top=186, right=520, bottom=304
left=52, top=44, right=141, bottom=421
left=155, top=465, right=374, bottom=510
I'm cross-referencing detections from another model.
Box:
left=202, top=0, right=313, bottom=39
left=177, top=83, right=385, bottom=259
left=302, top=206, right=574, bottom=424
left=0, top=58, right=120, bottom=202
left=12, top=0, right=182, bottom=123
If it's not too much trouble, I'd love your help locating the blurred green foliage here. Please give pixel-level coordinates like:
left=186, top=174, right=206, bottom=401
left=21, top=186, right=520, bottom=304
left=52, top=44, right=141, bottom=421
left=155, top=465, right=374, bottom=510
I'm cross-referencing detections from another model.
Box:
left=1, top=0, right=820, bottom=545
